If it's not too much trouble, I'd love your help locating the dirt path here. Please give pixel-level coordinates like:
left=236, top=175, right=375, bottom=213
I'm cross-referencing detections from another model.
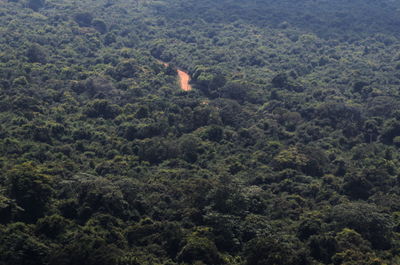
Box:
left=158, top=60, right=192, bottom=91
left=177, top=69, right=192, bottom=91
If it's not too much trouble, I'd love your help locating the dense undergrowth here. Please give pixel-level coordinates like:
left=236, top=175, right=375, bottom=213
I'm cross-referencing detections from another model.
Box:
left=2, top=0, right=400, bottom=264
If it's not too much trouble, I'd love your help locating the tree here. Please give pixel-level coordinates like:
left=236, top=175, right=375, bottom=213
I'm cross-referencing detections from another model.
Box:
left=0, top=223, right=49, bottom=265
left=27, top=0, right=45, bottom=11
left=381, top=119, right=400, bottom=144
left=331, top=202, right=394, bottom=249
left=6, top=163, right=53, bottom=222
left=273, top=145, right=327, bottom=177
left=308, top=233, right=337, bottom=264
left=271, top=73, right=289, bottom=88
left=178, top=134, right=201, bottom=162
left=92, top=19, right=108, bottom=34
left=85, top=99, right=121, bottom=119
left=177, top=236, right=223, bottom=265
left=48, top=234, right=122, bottom=265
left=343, top=171, right=373, bottom=200
left=298, top=218, right=321, bottom=240
left=244, top=237, right=308, bottom=265
left=203, top=125, right=224, bottom=142
left=316, top=102, right=363, bottom=131
left=363, top=119, right=379, bottom=143
left=0, top=194, right=21, bottom=224
left=62, top=175, right=132, bottom=221
left=192, top=66, right=226, bottom=97
left=220, top=81, right=249, bottom=102
left=138, top=138, right=178, bottom=163
left=74, top=12, right=93, bottom=27
left=35, top=215, right=71, bottom=239
left=104, top=32, right=117, bottom=45
left=331, top=228, right=384, bottom=265
left=114, top=59, right=140, bottom=80
left=26, top=44, right=47, bottom=64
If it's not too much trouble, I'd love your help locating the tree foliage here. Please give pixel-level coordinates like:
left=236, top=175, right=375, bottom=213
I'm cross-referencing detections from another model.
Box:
left=1, top=0, right=400, bottom=263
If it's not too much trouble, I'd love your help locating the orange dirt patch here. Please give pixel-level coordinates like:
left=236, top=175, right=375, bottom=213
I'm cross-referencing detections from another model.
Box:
left=177, top=69, right=192, bottom=91
left=157, top=60, right=192, bottom=91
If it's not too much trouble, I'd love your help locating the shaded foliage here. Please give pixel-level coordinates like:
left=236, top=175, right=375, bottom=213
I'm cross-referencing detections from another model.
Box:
left=1, top=0, right=400, bottom=264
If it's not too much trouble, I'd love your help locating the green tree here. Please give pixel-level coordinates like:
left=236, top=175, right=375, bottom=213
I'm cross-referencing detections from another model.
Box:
left=27, top=0, right=45, bottom=11
left=0, top=223, right=49, bottom=265
left=74, top=12, right=93, bottom=27
left=244, top=237, right=308, bottom=265
left=331, top=202, right=394, bottom=249
left=85, top=99, right=121, bottom=119
left=92, top=19, right=108, bottom=34
left=177, top=236, right=223, bottom=265
left=48, top=234, right=122, bottom=265
left=6, top=163, right=53, bottom=222
left=26, top=44, right=47, bottom=64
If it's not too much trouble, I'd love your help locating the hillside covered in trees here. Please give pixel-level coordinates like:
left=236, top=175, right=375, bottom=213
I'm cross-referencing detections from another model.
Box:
left=2, top=0, right=400, bottom=264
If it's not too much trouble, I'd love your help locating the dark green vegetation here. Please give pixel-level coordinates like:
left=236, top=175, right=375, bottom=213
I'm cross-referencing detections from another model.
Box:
left=1, top=0, right=400, bottom=264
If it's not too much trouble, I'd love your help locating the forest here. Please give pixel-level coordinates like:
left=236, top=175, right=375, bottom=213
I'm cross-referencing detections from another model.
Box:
left=1, top=0, right=400, bottom=264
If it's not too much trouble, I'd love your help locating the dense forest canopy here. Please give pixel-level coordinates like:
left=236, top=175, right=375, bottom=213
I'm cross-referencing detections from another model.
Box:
left=1, top=0, right=400, bottom=264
